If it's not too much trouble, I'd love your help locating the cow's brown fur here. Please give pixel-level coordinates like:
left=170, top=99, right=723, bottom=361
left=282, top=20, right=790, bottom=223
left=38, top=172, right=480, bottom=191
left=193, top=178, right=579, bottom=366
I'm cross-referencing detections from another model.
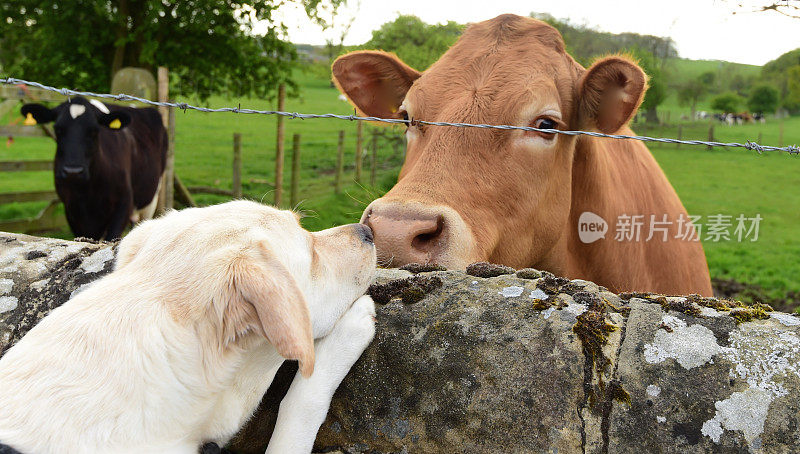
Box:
left=333, top=14, right=712, bottom=296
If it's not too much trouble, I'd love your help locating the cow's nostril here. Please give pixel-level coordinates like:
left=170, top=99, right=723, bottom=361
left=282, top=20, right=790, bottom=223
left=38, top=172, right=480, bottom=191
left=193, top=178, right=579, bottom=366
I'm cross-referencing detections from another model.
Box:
left=411, top=215, right=445, bottom=251
left=62, top=166, right=84, bottom=175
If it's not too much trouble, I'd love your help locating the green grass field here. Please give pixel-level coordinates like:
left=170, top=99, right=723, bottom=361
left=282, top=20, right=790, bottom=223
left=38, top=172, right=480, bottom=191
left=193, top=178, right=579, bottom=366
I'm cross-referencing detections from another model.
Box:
left=1, top=68, right=798, bottom=309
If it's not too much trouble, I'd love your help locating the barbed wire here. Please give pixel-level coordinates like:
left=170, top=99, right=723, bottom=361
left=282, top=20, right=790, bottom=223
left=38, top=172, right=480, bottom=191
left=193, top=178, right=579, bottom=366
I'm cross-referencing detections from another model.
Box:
left=2, top=76, right=798, bottom=155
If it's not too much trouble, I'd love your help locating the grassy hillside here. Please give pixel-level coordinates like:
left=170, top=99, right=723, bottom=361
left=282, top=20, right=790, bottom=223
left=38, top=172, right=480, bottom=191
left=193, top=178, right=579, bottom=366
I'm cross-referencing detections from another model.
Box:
left=667, top=58, right=761, bottom=82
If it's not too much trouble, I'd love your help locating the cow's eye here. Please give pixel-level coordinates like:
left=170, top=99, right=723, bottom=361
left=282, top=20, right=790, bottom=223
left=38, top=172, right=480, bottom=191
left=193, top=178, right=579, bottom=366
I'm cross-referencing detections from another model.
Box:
left=534, top=118, right=558, bottom=130
left=529, top=117, right=561, bottom=140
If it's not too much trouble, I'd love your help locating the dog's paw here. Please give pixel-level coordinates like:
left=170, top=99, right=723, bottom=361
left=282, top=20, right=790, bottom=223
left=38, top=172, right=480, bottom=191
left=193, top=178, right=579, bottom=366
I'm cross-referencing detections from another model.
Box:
left=338, top=295, right=376, bottom=347
left=312, top=295, right=376, bottom=375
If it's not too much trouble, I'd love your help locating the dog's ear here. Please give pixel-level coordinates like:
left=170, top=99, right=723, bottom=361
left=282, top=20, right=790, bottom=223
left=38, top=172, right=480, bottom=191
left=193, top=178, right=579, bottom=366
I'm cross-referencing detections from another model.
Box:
left=226, top=245, right=315, bottom=378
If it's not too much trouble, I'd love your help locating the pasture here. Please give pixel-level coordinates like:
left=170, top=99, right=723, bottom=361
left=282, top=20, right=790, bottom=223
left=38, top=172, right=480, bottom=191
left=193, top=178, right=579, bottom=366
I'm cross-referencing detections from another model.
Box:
left=1, top=68, right=798, bottom=310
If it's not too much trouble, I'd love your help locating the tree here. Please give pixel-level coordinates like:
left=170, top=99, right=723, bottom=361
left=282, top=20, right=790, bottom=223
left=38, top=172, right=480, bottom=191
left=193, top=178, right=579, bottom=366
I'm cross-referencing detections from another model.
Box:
left=747, top=85, right=779, bottom=114
left=361, top=15, right=464, bottom=71
left=785, top=65, right=800, bottom=112
left=677, top=71, right=715, bottom=119
left=318, top=0, right=359, bottom=74
left=531, top=13, right=678, bottom=67
left=626, top=47, right=667, bottom=123
left=762, top=49, right=800, bottom=112
left=727, top=0, right=800, bottom=19
left=711, top=92, right=743, bottom=113
left=0, top=1, right=343, bottom=100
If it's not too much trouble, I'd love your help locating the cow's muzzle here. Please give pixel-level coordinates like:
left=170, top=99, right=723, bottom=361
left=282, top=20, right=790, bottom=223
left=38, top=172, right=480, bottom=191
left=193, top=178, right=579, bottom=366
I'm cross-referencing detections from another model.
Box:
left=361, top=200, right=475, bottom=269
left=57, top=165, right=88, bottom=180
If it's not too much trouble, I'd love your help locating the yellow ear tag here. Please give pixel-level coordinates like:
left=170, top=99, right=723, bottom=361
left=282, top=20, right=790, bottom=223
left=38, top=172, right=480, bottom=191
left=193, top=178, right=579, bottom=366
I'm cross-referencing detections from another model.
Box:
left=24, top=113, right=37, bottom=126
left=108, top=118, right=122, bottom=129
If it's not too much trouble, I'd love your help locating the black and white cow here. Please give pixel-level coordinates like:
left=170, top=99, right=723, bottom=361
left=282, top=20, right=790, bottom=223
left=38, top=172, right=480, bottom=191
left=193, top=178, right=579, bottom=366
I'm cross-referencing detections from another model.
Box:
left=21, top=97, right=167, bottom=240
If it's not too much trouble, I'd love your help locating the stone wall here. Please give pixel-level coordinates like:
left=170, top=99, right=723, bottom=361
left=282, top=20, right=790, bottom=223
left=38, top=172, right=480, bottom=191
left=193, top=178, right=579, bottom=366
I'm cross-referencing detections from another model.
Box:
left=2, top=233, right=800, bottom=453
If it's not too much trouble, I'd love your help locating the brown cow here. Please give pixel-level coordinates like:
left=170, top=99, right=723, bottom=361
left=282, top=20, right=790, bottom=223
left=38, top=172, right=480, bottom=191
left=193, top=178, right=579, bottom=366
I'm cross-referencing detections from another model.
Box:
left=332, top=14, right=712, bottom=296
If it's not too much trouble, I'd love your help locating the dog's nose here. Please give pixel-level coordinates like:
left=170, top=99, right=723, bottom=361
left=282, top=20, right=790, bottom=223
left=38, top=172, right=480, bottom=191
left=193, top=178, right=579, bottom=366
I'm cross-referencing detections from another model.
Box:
left=355, top=223, right=374, bottom=244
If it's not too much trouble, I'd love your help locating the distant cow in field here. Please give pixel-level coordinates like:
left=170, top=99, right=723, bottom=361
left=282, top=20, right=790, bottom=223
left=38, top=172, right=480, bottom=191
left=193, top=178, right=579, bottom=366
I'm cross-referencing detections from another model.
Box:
left=21, top=97, right=166, bottom=240
left=333, top=14, right=712, bottom=296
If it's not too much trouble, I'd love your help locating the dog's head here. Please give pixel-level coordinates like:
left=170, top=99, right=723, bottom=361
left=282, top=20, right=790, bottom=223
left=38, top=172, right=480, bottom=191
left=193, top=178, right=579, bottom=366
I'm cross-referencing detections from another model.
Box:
left=114, top=200, right=376, bottom=378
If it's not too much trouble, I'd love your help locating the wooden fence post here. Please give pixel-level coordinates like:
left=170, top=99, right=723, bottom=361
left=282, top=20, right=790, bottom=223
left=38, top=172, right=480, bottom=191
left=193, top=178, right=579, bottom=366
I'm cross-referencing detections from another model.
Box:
left=274, top=84, right=286, bottom=207
left=157, top=66, right=171, bottom=212
left=232, top=133, right=242, bottom=199
left=164, top=106, right=175, bottom=210
left=676, top=125, right=683, bottom=149
left=290, top=134, right=301, bottom=208
left=355, top=121, right=363, bottom=183
left=707, top=125, right=714, bottom=151
left=334, top=130, right=345, bottom=194
left=370, top=132, right=378, bottom=186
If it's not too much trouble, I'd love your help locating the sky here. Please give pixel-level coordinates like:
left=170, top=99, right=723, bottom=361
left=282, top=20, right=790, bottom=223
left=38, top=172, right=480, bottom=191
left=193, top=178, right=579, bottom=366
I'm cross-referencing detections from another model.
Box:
left=262, top=0, right=800, bottom=66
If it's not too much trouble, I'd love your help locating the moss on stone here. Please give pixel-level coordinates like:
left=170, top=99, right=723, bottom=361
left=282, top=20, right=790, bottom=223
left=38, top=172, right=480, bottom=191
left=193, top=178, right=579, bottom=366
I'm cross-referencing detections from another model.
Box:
left=729, top=303, right=773, bottom=323
left=367, top=275, right=443, bottom=305
left=531, top=299, right=552, bottom=311
left=516, top=268, right=542, bottom=280
left=465, top=262, right=515, bottom=278
left=537, top=273, right=569, bottom=295
left=399, top=263, right=447, bottom=274
left=620, top=291, right=775, bottom=323
left=573, top=310, right=618, bottom=374
left=607, top=380, right=631, bottom=405
left=658, top=297, right=703, bottom=317
left=619, top=292, right=652, bottom=300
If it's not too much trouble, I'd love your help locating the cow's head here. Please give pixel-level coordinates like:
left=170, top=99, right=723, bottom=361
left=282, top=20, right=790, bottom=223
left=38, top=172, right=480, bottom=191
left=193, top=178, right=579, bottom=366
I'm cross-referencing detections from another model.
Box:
left=21, top=97, right=131, bottom=181
left=333, top=14, right=646, bottom=270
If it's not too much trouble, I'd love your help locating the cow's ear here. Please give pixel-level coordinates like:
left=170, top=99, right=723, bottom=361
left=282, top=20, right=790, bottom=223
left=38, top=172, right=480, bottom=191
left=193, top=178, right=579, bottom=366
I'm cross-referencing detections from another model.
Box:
left=98, top=111, right=131, bottom=130
left=576, top=56, right=647, bottom=134
left=332, top=51, right=421, bottom=119
left=21, top=104, right=56, bottom=125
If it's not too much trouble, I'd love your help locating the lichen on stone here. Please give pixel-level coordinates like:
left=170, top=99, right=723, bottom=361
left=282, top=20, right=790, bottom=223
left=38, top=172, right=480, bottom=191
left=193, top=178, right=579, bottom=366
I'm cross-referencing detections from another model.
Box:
left=0, top=278, right=13, bottom=295
left=0, top=296, right=19, bottom=313
left=498, top=286, right=524, bottom=298
left=644, top=315, right=728, bottom=369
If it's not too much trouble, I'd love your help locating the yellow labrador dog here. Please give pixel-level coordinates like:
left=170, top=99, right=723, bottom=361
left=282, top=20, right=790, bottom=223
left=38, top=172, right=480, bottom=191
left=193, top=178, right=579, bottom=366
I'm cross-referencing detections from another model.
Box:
left=0, top=201, right=377, bottom=454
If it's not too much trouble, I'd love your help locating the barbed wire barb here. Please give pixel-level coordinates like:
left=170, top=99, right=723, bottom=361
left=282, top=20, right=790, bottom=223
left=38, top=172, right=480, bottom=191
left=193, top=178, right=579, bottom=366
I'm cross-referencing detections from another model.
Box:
left=1, top=76, right=797, bottom=155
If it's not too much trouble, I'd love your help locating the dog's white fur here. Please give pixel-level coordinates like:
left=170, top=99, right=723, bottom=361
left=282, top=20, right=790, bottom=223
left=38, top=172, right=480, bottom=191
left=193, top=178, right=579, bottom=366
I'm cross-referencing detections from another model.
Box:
left=0, top=200, right=377, bottom=453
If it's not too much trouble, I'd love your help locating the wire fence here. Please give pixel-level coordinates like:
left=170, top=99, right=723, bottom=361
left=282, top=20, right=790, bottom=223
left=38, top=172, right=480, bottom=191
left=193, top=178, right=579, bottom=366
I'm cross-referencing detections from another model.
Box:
left=1, top=76, right=798, bottom=155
